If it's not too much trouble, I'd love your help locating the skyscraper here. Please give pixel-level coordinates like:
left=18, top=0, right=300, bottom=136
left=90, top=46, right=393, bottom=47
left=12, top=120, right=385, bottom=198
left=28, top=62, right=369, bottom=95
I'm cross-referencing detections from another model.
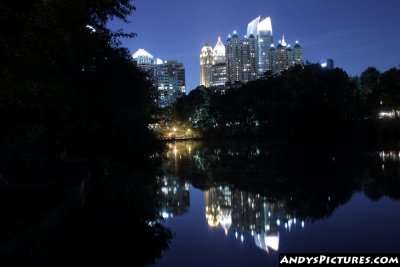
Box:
left=226, top=32, right=242, bottom=84
left=157, top=60, right=186, bottom=107
left=247, top=17, right=273, bottom=77
left=199, top=16, right=303, bottom=88
left=213, top=37, right=226, bottom=64
left=211, top=37, right=227, bottom=88
left=132, top=48, right=157, bottom=81
left=269, top=36, right=303, bottom=74
left=226, top=32, right=257, bottom=84
left=200, top=44, right=214, bottom=88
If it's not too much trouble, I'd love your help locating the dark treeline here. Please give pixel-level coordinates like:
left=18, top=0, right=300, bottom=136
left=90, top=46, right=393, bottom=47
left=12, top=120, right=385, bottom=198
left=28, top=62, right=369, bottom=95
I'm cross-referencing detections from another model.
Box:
left=0, top=1, right=170, bottom=266
left=172, top=64, right=400, bottom=145
left=0, top=0, right=161, bottom=182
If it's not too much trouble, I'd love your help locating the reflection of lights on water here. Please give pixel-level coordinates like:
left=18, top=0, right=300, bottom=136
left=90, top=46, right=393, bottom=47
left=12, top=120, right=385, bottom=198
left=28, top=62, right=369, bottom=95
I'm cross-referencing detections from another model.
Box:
left=241, top=235, right=244, bottom=243
left=276, top=219, right=281, bottom=226
left=251, top=230, right=254, bottom=236
left=235, top=232, right=238, bottom=239
left=382, top=164, right=385, bottom=170
left=302, top=221, right=305, bottom=228
left=379, top=150, right=400, bottom=162
left=184, top=183, right=190, bottom=191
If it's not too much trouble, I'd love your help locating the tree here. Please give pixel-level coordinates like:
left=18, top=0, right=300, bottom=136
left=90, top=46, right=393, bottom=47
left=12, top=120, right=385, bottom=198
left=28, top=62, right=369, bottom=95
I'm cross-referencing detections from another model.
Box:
left=360, top=67, right=380, bottom=97
left=0, top=0, right=159, bottom=180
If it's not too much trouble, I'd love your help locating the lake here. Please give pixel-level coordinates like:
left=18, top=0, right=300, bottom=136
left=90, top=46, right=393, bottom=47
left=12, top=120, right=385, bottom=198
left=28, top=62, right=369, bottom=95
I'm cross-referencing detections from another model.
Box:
left=154, top=141, right=400, bottom=267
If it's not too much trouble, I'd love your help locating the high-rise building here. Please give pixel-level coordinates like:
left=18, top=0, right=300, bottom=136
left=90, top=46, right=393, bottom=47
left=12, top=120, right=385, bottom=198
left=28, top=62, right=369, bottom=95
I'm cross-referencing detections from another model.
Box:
left=247, top=17, right=273, bottom=77
left=212, top=62, right=227, bottom=87
left=200, top=44, right=214, bottom=88
left=213, top=37, right=226, bottom=64
left=200, top=16, right=304, bottom=87
left=132, top=48, right=157, bottom=81
left=157, top=60, right=186, bottom=107
left=226, top=32, right=258, bottom=84
left=226, top=32, right=242, bottom=83
left=211, top=37, right=227, bottom=88
left=133, top=49, right=186, bottom=107
left=269, top=36, right=303, bottom=74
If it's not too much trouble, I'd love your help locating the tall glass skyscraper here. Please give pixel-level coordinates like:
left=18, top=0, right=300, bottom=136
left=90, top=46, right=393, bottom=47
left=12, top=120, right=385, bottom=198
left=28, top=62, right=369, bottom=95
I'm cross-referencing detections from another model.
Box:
left=247, top=17, right=273, bottom=77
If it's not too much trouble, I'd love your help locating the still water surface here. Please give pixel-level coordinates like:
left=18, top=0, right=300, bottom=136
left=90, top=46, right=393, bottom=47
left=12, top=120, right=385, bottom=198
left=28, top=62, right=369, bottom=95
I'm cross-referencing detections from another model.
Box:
left=154, top=141, right=400, bottom=267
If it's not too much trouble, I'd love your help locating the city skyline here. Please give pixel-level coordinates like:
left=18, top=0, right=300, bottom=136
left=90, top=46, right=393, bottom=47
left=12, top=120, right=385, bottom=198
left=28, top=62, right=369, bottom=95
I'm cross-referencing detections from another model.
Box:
left=108, top=0, right=400, bottom=93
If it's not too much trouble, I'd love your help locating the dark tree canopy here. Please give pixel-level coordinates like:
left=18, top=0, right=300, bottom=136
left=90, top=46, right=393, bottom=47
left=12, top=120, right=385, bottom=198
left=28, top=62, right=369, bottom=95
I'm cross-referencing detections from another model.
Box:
left=0, top=0, right=159, bottom=180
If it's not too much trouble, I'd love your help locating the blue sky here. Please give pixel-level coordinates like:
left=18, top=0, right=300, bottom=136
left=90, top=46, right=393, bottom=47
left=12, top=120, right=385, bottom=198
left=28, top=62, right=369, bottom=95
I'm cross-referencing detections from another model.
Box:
left=109, top=0, right=400, bottom=92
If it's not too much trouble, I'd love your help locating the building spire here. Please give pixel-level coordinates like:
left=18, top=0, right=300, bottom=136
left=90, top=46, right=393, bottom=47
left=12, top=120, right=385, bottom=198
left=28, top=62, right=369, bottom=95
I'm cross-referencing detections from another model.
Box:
left=281, top=35, right=287, bottom=47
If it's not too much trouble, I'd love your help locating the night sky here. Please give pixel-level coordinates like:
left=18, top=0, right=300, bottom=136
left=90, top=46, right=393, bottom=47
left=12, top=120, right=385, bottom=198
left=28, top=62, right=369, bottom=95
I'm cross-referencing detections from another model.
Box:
left=109, top=0, right=400, bottom=92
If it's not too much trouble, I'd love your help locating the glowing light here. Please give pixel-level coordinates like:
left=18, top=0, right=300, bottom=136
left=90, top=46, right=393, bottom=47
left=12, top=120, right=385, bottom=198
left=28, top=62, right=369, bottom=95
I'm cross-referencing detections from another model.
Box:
left=156, top=58, right=163, bottom=65
left=379, top=111, right=395, bottom=119
left=265, top=235, right=279, bottom=251
left=132, top=48, right=154, bottom=59
left=321, top=63, right=328, bottom=68
left=258, top=17, right=273, bottom=35
left=161, top=212, right=169, bottom=219
left=241, top=234, right=244, bottom=242
left=281, top=35, right=287, bottom=47
left=302, top=221, right=305, bottom=228
left=86, top=25, right=96, bottom=32
left=277, top=219, right=281, bottom=226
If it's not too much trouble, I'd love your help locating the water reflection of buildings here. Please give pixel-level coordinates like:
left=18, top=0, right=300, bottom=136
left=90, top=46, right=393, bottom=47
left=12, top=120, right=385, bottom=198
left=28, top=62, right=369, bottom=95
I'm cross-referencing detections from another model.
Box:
left=379, top=151, right=400, bottom=162
left=204, top=186, right=305, bottom=253
left=158, top=175, right=190, bottom=219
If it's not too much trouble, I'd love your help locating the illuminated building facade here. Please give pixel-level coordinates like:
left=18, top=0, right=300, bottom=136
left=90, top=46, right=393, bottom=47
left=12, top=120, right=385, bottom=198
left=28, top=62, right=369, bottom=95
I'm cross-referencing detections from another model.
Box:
left=269, top=36, right=303, bottom=74
left=225, top=32, right=257, bottom=84
left=156, top=60, right=186, bottom=107
left=200, top=44, right=214, bottom=88
left=132, top=48, right=157, bottom=81
left=200, top=16, right=304, bottom=86
left=200, top=37, right=228, bottom=89
left=247, top=16, right=273, bottom=77
left=133, top=49, right=186, bottom=107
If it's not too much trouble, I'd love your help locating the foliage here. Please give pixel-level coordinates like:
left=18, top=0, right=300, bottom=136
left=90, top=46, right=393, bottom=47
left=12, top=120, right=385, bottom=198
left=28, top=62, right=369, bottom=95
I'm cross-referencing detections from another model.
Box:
left=0, top=0, right=160, bottom=182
